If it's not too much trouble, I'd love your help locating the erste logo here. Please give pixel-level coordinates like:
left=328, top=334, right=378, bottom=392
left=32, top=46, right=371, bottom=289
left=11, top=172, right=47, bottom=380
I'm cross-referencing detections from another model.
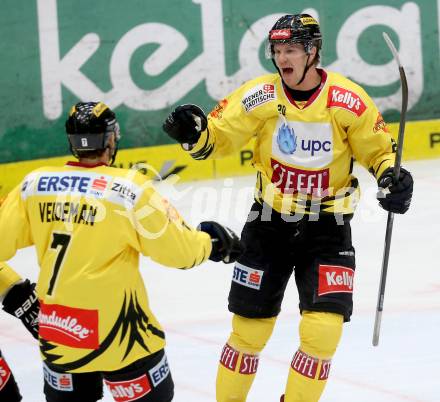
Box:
left=232, top=263, right=264, bottom=290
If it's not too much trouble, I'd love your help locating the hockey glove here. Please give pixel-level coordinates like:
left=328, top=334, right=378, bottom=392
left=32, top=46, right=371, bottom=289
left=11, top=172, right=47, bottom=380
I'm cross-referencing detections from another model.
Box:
left=162, top=104, right=207, bottom=148
left=198, top=221, right=243, bottom=263
left=377, top=167, right=413, bottom=214
left=3, top=280, right=39, bottom=339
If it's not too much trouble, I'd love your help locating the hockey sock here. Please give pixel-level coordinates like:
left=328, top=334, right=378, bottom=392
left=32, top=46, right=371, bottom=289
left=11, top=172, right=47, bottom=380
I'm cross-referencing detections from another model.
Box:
left=283, top=311, right=343, bottom=402
left=216, top=314, right=276, bottom=402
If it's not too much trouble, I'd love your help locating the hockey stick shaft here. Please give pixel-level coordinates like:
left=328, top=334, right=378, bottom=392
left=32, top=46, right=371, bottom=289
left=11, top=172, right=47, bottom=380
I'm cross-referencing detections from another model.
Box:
left=372, top=33, right=408, bottom=346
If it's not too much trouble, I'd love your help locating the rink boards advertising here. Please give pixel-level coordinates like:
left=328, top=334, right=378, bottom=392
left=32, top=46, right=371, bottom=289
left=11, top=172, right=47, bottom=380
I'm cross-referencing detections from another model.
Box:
left=0, top=0, right=439, bottom=196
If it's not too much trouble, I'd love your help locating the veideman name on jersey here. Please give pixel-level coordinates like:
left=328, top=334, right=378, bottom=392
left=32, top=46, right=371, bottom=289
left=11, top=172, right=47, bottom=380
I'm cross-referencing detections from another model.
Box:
left=39, top=202, right=98, bottom=226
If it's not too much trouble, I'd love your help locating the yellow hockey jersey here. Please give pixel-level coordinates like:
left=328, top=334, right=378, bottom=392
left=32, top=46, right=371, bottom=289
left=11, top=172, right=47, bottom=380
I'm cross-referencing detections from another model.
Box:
left=0, top=162, right=212, bottom=372
left=190, top=70, right=395, bottom=215
left=0, top=263, right=22, bottom=299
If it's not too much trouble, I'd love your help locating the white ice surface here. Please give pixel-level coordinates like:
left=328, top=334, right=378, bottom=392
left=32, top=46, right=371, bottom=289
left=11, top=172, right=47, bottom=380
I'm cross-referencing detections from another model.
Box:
left=1, top=159, right=439, bottom=402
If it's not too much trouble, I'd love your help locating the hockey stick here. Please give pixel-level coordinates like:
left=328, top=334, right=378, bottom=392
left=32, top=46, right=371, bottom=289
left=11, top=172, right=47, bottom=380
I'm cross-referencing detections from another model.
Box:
left=372, top=33, right=408, bottom=346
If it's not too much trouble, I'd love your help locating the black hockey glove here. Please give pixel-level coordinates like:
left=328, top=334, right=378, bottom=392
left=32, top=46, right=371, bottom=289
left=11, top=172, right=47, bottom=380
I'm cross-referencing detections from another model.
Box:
left=198, top=221, right=243, bottom=263
left=162, top=104, right=207, bottom=147
left=3, top=280, right=39, bottom=339
left=377, top=167, right=413, bottom=214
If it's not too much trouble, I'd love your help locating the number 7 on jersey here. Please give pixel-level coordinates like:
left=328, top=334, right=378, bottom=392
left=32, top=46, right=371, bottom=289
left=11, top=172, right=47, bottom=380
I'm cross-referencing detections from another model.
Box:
left=47, top=232, right=71, bottom=296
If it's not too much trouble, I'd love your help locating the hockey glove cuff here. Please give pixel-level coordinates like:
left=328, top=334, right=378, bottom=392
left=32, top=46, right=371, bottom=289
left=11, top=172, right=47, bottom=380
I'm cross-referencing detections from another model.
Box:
left=377, top=167, right=413, bottom=214
left=198, top=221, right=243, bottom=263
left=162, top=104, right=207, bottom=148
left=3, top=279, right=39, bottom=339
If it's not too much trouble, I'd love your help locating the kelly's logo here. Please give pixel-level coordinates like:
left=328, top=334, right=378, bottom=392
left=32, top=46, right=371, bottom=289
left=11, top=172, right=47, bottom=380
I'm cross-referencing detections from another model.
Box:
left=105, top=375, right=152, bottom=402
left=327, top=86, right=367, bottom=117
left=318, top=264, right=355, bottom=296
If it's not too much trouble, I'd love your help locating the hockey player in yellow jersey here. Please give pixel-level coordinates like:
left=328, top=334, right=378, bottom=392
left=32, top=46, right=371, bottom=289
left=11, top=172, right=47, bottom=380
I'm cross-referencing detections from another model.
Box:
left=163, top=13, right=413, bottom=402
left=0, top=102, right=242, bottom=402
left=0, top=261, right=39, bottom=401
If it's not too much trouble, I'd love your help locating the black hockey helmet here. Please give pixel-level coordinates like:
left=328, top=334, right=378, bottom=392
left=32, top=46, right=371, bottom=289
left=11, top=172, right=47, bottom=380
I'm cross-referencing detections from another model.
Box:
left=266, top=14, right=322, bottom=58
left=65, top=101, right=120, bottom=162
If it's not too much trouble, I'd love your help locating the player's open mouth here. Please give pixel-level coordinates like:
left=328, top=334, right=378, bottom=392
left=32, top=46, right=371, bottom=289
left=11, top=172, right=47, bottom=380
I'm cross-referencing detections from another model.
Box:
left=282, top=68, right=294, bottom=74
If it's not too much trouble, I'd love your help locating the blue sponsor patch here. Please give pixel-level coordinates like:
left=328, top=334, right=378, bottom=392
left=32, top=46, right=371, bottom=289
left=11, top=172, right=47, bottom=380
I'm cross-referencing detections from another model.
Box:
left=232, top=263, right=264, bottom=290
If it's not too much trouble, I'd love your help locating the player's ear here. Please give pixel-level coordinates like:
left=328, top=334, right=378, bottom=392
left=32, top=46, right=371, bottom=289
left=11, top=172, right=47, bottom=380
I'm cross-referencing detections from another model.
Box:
left=108, top=133, right=116, bottom=147
left=309, top=46, right=318, bottom=63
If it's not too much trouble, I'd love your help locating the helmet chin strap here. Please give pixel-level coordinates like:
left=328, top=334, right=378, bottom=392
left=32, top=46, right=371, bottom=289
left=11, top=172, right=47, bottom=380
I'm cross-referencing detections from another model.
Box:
left=295, top=53, right=311, bottom=87
left=110, top=146, right=118, bottom=165
left=272, top=44, right=317, bottom=89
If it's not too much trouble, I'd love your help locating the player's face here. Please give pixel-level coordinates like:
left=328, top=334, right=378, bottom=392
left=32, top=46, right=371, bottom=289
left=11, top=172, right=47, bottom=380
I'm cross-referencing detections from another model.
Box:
left=273, top=42, right=310, bottom=88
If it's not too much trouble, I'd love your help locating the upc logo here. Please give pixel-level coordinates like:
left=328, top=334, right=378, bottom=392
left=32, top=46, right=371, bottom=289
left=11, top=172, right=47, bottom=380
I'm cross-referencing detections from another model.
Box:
left=272, top=119, right=333, bottom=168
